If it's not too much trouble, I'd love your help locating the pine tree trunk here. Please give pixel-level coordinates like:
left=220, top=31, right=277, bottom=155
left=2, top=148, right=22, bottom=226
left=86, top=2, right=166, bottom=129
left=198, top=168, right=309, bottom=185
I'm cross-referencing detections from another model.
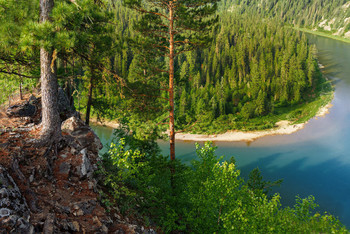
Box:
left=19, top=68, right=23, bottom=100
left=85, top=66, right=94, bottom=125
left=40, top=0, right=61, bottom=142
left=19, top=80, right=23, bottom=100
left=169, top=2, right=176, bottom=161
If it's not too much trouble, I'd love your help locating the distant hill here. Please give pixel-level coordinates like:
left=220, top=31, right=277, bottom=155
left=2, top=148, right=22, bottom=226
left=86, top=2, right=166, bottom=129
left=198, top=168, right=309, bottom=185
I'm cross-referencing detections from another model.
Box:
left=220, top=0, right=350, bottom=39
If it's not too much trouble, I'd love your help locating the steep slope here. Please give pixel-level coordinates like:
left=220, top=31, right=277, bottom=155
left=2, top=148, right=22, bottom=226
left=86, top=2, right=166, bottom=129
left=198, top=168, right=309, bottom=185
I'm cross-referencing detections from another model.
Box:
left=221, top=0, right=350, bottom=38
left=0, top=93, right=155, bottom=233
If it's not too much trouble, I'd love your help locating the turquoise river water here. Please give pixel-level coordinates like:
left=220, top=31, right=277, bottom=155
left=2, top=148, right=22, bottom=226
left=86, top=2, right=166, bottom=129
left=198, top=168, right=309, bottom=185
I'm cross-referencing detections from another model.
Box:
left=92, top=33, right=350, bottom=227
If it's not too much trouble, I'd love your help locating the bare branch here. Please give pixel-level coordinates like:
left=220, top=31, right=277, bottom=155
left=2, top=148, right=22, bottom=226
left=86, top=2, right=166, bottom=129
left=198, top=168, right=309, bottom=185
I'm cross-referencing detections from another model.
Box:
left=0, top=69, right=40, bottom=79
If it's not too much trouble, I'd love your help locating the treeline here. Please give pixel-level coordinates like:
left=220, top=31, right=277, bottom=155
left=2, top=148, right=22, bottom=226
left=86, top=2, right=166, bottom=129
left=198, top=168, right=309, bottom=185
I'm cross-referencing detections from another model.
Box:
left=221, top=0, right=350, bottom=36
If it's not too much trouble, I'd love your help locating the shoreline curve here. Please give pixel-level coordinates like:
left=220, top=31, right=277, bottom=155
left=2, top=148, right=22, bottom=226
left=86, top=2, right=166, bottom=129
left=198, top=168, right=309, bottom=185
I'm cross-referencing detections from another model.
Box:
left=90, top=102, right=333, bottom=143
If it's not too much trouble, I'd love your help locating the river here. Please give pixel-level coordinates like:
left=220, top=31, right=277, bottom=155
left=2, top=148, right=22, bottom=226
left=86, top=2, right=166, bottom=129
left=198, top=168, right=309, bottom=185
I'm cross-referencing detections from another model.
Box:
left=92, top=33, right=350, bottom=227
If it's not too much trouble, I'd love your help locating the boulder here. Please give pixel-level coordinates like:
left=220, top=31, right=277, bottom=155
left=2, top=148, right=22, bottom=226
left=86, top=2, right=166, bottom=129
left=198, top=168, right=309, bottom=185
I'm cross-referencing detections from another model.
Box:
left=6, top=103, right=36, bottom=118
left=61, top=116, right=85, bottom=134
left=75, top=130, right=103, bottom=154
left=61, top=117, right=103, bottom=153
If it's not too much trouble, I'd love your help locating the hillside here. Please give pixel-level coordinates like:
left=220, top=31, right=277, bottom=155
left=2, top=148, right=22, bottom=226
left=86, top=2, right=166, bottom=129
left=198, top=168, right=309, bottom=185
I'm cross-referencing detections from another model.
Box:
left=221, top=0, right=350, bottom=39
left=0, top=93, right=154, bottom=233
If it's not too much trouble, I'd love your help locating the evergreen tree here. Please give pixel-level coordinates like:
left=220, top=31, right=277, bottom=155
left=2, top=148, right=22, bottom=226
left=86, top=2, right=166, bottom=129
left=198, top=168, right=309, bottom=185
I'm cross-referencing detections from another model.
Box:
left=124, top=0, right=220, bottom=161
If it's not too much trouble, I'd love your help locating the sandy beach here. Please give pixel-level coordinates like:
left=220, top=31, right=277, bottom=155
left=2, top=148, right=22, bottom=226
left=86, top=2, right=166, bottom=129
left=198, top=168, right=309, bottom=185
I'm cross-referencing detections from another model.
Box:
left=175, top=102, right=333, bottom=142
left=175, top=121, right=305, bottom=142
left=90, top=117, right=120, bottom=129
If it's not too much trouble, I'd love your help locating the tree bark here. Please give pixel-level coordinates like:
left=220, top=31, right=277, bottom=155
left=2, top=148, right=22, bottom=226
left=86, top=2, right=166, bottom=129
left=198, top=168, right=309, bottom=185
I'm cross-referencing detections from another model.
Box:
left=19, top=68, right=23, bottom=100
left=169, top=2, right=175, bottom=161
left=85, top=65, right=94, bottom=125
left=19, top=79, right=23, bottom=100
left=40, top=0, right=61, bottom=142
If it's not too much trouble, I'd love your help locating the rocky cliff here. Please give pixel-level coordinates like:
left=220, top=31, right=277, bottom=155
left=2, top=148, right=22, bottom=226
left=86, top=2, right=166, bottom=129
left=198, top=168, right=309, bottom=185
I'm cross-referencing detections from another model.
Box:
left=0, top=92, right=155, bottom=233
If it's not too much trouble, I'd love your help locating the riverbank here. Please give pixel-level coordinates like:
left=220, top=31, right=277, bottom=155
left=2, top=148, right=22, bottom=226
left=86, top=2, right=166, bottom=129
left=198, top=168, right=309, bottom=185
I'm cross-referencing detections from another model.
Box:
left=175, top=102, right=333, bottom=142
left=293, top=27, right=350, bottom=44
left=89, top=116, right=120, bottom=129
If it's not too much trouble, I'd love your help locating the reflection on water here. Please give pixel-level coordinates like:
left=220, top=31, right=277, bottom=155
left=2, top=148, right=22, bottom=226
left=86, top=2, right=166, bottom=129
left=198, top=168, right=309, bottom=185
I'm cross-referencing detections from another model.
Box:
left=93, top=34, right=350, bottom=228
left=91, top=124, right=114, bottom=154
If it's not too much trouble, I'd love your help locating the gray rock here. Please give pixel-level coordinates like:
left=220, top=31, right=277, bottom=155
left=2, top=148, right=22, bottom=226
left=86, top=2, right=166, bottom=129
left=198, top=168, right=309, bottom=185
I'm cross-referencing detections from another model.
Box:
left=61, top=116, right=85, bottom=134
left=0, top=166, right=31, bottom=220
left=6, top=103, right=36, bottom=118
left=62, top=116, right=103, bottom=153
left=0, top=208, right=11, bottom=218
left=80, top=148, right=92, bottom=177
left=0, top=167, right=34, bottom=232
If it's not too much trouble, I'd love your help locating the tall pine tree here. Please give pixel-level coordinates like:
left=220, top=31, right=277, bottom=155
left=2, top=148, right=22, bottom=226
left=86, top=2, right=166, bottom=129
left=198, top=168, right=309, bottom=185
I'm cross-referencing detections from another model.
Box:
left=124, top=0, right=220, bottom=161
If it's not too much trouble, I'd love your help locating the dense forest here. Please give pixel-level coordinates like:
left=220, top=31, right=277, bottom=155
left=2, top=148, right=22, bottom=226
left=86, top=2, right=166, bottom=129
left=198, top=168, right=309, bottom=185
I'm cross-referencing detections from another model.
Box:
left=74, top=2, right=332, bottom=135
left=221, top=0, right=350, bottom=37
left=173, top=15, right=322, bottom=132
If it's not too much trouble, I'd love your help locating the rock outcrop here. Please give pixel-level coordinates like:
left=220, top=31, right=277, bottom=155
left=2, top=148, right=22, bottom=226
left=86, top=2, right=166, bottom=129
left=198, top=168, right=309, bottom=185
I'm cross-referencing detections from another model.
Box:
left=61, top=116, right=103, bottom=154
left=0, top=166, right=34, bottom=234
left=0, top=94, right=155, bottom=233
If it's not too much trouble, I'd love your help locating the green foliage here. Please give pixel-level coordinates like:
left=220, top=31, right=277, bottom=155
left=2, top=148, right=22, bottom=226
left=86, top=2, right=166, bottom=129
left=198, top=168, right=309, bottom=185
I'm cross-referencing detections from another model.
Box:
left=247, top=167, right=283, bottom=198
left=97, top=137, right=147, bottom=213
left=0, top=74, right=37, bottom=105
left=99, top=134, right=347, bottom=233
